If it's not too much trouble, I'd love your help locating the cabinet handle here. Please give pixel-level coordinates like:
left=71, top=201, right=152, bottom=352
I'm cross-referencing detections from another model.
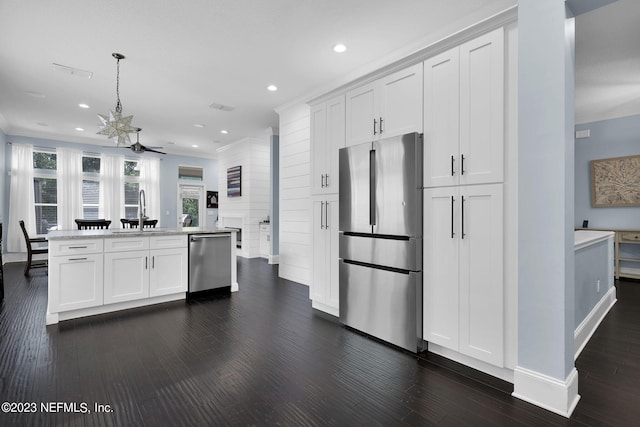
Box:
left=461, top=154, right=466, bottom=175
left=68, top=246, right=88, bottom=249
left=145, top=256, right=148, bottom=269
left=325, top=174, right=329, bottom=188
left=320, top=174, right=324, bottom=188
left=451, top=155, right=455, bottom=176
left=461, top=196, right=466, bottom=239
left=451, top=196, right=455, bottom=239
left=320, top=201, right=325, bottom=229
left=325, top=201, right=329, bottom=229
left=379, top=117, right=384, bottom=134
left=68, top=257, right=87, bottom=261
left=152, top=256, right=155, bottom=269
left=373, top=118, right=378, bottom=135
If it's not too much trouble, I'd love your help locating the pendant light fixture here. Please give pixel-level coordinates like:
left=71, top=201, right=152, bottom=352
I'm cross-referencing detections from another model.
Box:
left=97, top=53, right=137, bottom=146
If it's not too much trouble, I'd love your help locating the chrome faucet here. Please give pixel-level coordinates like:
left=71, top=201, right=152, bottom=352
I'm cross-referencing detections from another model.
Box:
left=139, top=189, right=147, bottom=230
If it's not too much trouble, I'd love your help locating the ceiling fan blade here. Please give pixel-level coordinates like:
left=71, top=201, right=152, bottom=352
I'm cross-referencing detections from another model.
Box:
left=145, top=148, right=166, bottom=155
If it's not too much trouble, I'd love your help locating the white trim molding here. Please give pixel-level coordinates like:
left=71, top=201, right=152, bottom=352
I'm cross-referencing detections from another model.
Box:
left=574, top=286, right=616, bottom=360
left=513, top=366, right=580, bottom=418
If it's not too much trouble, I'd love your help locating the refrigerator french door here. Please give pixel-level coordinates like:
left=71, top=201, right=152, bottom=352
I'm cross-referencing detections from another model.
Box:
left=338, top=132, right=423, bottom=352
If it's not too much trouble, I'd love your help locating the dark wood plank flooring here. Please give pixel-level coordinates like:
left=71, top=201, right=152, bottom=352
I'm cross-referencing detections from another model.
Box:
left=0, top=258, right=638, bottom=426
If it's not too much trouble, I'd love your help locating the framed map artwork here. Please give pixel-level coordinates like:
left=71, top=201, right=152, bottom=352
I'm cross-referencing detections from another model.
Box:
left=590, top=154, right=640, bottom=207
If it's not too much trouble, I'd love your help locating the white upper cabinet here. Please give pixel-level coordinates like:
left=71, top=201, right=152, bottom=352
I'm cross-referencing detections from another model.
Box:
left=311, top=95, right=345, bottom=194
left=424, top=28, right=504, bottom=188
left=346, top=63, right=423, bottom=146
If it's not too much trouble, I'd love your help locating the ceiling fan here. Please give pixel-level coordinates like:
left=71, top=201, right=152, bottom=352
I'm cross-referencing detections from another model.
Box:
left=105, top=128, right=166, bottom=154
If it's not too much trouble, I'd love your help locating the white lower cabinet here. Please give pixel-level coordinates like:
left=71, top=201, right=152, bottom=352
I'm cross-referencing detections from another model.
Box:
left=104, top=250, right=150, bottom=304
left=149, top=246, right=188, bottom=297
left=49, top=253, right=104, bottom=313
left=423, top=183, right=504, bottom=366
left=311, top=195, right=339, bottom=316
left=104, top=235, right=188, bottom=304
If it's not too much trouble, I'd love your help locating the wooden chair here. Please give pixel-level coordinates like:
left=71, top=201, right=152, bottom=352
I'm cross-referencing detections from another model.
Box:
left=120, top=219, right=158, bottom=229
left=19, top=220, right=48, bottom=276
left=75, top=219, right=111, bottom=230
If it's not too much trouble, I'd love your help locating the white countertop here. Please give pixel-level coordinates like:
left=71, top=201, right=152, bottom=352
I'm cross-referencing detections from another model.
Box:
left=46, top=226, right=235, bottom=240
left=575, top=230, right=615, bottom=250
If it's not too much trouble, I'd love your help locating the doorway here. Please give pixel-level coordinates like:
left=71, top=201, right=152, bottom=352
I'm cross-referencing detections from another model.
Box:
left=177, top=184, right=205, bottom=227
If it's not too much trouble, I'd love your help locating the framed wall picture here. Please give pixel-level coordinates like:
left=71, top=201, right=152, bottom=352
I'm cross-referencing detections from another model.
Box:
left=207, top=191, right=218, bottom=208
left=591, top=154, right=640, bottom=207
left=227, top=166, right=242, bottom=198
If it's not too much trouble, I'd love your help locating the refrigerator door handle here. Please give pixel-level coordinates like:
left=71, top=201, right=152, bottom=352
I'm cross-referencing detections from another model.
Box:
left=369, top=149, right=376, bottom=226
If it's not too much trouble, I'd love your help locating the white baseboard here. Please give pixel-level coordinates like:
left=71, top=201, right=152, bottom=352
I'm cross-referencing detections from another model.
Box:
left=512, top=367, right=580, bottom=418
left=311, top=300, right=339, bottom=317
left=268, top=255, right=279, bottom=265
left=427, top=343, right=514, bottom=383
left=574, top=286, right=616, bottom=360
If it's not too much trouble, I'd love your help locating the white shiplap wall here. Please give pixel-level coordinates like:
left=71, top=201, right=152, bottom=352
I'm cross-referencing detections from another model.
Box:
left=277, top=104, right=311, bottom=286
left=218, top=137, right=270, bottom=258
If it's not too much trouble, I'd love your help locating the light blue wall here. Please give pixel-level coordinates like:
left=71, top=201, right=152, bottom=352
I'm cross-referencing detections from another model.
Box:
left=575, top=239, right=612, bottom=327
left=3, top=134, right=218, bottom=229
left=518, top=0, right=576, bottom=381
left=575, top=115, right=640, bottom=229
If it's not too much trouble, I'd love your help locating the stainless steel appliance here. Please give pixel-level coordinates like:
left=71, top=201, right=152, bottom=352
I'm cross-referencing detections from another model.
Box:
left=339, top=132, right=423, bottom=352
left=189, top=233, right=232, bottom=293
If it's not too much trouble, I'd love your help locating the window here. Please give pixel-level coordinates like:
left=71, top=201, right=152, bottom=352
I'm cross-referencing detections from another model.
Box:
left=33, top=151, right=57, bottom=234
left=82, top=156, right=101, bottom=219
left=124, top=160, right=140, bottom=219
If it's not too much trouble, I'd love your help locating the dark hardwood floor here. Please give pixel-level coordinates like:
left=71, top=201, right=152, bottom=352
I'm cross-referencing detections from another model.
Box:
left=0, top=258, right=638, bottom=426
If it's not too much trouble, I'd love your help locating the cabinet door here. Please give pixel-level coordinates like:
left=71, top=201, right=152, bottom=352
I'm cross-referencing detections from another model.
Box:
left=459, top=28, right=504, bottom=185
left=311, top=103, right=328, bottom=194
left=346, top=83, right=376, bottom=146
left=104, top=250, right=149, bottom=304
left=149, top=247, right=188, bottom=297
left=311, top=196, right=339, bottom=315
left=325, top=95, right=345, bottom=192
left=423, top=187, right=460, bottom=349
left=458, top=184, right=504, bottom=366
left=311, top=199, right=328, bottom=304
left=49, top=254, right=104, bottom=313
left=423, top=48, right=460, bottom=188
left=379, top=63, right=423, bottom=139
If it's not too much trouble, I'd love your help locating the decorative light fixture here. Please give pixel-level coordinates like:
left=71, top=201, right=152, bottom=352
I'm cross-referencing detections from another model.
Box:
left=97, top=53, right=137, bottom=146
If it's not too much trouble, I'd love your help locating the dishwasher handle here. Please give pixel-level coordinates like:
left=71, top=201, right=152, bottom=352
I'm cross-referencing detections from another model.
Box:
left=190, top=234, right=231, bottom=242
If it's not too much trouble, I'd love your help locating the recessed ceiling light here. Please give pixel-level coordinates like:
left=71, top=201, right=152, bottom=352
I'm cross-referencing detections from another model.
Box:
left=333, top=44, right=347, bottom=53
left=78, top=103, right=90, bottom=109
left=75, top=127, right=85, bottom=131
left=220, top=129, right=229, bottom=134
left=267, top=85, right=278, bottom=92
left=194, top=123, right=206, bottom=128
left=192, top=144, right=199, bottom=148
left=25, top=91, right=46, bottom=98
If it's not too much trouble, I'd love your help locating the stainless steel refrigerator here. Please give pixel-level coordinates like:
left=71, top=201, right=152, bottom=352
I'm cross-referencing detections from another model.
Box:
left=339, top=132, right=423, bottom=352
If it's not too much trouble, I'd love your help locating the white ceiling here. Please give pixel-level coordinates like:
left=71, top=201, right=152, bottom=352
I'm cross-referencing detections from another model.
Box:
left=0, top=1, right=634, bottom=158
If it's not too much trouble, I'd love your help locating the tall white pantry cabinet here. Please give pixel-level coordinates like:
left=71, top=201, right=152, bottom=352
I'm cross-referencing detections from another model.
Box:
left=422, top=28, right=506, bottom=367
left=310, top=95, right=345, bottom=316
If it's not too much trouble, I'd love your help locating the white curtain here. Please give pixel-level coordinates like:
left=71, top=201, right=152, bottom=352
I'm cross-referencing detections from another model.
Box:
left=139, top=157, right=161, bottom=224
left=7, top=144, right=36, bottom=252
left=99, top=153, right=125, bottom=227
left=57, top=147, right=84, bottom=231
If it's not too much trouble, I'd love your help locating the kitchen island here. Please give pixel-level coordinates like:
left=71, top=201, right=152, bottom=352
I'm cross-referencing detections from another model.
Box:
left=46, top=227, right=237, bottom=325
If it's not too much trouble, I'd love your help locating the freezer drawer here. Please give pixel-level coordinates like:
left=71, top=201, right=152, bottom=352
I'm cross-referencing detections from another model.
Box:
left=339, top=260, right=423, bottom=352
left=189, top=234, right=232, bottom=292
left=339, top=233, right=422, bottom=271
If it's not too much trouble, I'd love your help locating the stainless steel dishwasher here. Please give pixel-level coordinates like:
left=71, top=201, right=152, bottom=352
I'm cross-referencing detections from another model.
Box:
left=188, top=233, right=232, bottom=293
